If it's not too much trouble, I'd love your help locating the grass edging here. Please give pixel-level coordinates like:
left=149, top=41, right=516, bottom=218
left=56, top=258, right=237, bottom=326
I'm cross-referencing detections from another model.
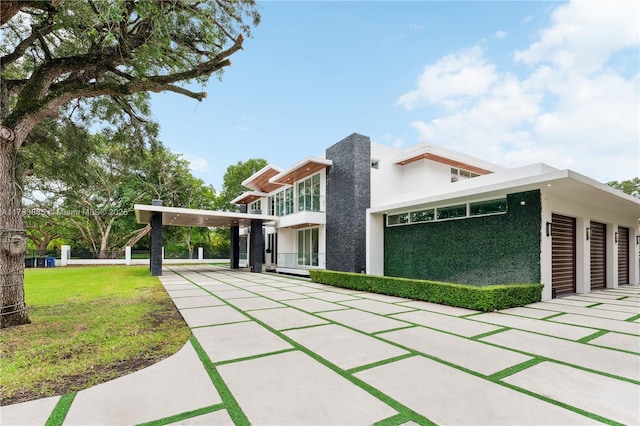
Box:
left=309, top=270, right=543, bottom=312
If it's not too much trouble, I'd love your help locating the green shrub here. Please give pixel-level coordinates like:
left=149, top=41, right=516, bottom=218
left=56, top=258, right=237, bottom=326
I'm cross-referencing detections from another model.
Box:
left=309, top=270, right=542, bottom=312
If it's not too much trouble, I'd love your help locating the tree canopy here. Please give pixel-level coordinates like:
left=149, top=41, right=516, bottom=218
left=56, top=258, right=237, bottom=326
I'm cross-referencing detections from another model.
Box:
left=215, top=158, right=268, bottom=211
left=1, top=0, right=259, bottom=144
left=607, top=177, right=640, bottom=199
left=0, top=0, right=260, bottom=328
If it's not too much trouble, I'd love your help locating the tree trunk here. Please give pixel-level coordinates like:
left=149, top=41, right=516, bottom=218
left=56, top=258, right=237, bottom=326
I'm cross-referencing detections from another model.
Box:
left=38, top=241, right=48, bottom=257
left=0, top=136, right=30, bottom=328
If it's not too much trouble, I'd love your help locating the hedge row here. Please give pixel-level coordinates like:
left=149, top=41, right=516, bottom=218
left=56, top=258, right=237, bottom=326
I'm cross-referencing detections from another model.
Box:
left=309, top=270, right=543, bottom=312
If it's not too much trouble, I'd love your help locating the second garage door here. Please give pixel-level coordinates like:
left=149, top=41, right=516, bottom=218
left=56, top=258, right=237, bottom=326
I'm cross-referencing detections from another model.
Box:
left=590, top=221, right=606, bottom=290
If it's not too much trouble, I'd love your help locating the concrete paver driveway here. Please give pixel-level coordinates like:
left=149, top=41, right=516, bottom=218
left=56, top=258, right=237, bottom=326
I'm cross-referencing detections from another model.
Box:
left=3, top=265, right=639, bottom=425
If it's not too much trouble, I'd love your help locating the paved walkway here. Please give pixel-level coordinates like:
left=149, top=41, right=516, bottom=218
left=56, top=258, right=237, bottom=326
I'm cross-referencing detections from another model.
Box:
left=2, top=266, right=639, bottom=425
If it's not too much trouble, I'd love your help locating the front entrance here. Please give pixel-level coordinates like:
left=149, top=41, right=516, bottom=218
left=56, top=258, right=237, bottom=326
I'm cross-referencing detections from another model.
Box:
left=552, top=213, right=576, bottom=295
left=590, top=221, right=607, bottom=290
left=618, top=226, right=629, bottom=285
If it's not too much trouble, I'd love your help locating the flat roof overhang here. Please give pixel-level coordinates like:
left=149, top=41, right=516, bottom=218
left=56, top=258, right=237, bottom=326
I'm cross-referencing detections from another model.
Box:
left=394, top=145, right=503, bottom=175
left=396, top=152, right=494, bottom=175
left=370, top=168, right=640, bottom=218
left=270, top=157, right=332, bottom=185
left=231, top=191, right=268, bottom=205
left=241, top=165, right=285, bottom=193
left=135, top=204, right=277, bottom=228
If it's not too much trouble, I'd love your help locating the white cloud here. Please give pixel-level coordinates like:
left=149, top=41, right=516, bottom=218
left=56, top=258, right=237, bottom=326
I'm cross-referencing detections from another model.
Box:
left=494, top=30, right=507, bottom=40
left=398, top=0, right=640, bottom=182
left=235, top=125, right=251, bottom=133
left=180, top=153, right=209, bottom=172
left=514, top=0, right=640, bottom=73
left=396, top=46, right=497, bottom=110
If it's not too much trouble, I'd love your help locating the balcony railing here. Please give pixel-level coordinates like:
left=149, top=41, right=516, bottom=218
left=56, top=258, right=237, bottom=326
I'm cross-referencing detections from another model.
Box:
left=276, top=252, right=325, bottom=270
left=296, top=195, right=325, bottom=213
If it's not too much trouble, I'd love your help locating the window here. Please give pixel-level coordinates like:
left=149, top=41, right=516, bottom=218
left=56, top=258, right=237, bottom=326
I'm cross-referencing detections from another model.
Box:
left=285, top=187, right=294, bottom=215
left=436, top=204, right=467, bottom=220
left=249, top=200, right=261, bottom=212
left=451, top=167, right=481, bottom=182
left=385, top=197, right=508, bottom=227
left=267, top=195, right=275, bottom=215
left=410, top=209, right=435, bottom=223
left=470, top=198, right=507, bottom=216
left=297, top=173, right=321, bottom=212
left=297, top=228, right=319, bottom=266
left=387, top=213, right=409, bottom=226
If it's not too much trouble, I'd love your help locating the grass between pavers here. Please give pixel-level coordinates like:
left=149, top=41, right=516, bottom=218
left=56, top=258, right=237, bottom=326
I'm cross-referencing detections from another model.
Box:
left=189, top=336, right=250, bottom=426
left=170, top=267, right=635, bottom=425
left=626, top=313, right=640, bottom=322
left=0, top=266, right=191, bottom=405
left=44, top=392, right=76, bottom=426
left=171, top=268, right=436, bottom=426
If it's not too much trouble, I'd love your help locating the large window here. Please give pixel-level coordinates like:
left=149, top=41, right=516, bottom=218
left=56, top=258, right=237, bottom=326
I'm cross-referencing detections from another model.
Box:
left=297, top=228, right=319, bottom=266
left=298, top=173, right=321, bottom=212
left=386, top=197, right=508, bottom=226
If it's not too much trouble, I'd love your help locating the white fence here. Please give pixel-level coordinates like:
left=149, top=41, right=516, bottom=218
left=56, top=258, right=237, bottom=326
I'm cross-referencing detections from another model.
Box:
left=58, top=245, right=229, bottom=267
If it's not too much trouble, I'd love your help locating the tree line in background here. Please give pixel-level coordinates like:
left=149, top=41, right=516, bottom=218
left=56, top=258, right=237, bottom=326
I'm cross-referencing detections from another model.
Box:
left=21, top=100, right=267, bottom=260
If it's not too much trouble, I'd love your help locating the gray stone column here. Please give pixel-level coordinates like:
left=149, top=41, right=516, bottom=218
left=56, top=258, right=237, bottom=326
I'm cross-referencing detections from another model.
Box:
left=150, top=200, right=163, bottom=276
left=249, top=219, right=264, bottom=273
left=325, top=133, right=371, bottom=273
left=230, top=225, right=240, bottom=269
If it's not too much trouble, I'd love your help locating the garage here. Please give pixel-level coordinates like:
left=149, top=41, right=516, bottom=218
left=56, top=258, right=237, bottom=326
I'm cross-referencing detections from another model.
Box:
left=618, top=226, right=629, bottom=285
left=590, top=221, right=607, bottom=290
left=551, top=213, right=576, bottom=295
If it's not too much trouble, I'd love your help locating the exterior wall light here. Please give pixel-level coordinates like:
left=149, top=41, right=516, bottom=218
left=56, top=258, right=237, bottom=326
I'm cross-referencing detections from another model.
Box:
left=546, top=222, right=552, bottom=237
left=586, top=227, right=591, bottom=241
left=614, top=232, right=618, bottom=243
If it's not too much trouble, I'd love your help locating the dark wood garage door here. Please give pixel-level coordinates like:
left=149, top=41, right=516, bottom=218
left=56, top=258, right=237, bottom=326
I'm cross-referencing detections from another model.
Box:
left=590, top=221, right=606, bottom=290
left=618, top=227, right=629, bottom=285
left=552, top=213, right=576, bottom=295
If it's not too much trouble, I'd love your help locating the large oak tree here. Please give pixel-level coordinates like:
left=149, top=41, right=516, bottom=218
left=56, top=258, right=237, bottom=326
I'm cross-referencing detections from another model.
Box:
left=0, top=0, right=259, bottom=327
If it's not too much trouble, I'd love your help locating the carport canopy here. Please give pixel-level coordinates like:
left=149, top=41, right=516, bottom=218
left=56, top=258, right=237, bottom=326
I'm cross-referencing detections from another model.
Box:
left=134, top=204, right=277, bottom=228
left=134, top=204, right=277, bottom=276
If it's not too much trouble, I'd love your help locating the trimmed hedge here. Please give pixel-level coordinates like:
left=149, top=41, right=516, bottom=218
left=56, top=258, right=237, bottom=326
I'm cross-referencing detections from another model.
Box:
left=309, top=270, right=543, bottom=312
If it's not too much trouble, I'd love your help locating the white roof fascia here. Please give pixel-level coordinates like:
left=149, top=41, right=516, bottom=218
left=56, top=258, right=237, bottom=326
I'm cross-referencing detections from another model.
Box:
left=394, top=142, right=507, bottom=172
left=369, top=164, right=640, bottom=215
left=269, top=157, right=333, bottom=184
left=240, top=164, right=283, bottom=189
left=230, top=191, right=269, bottom=205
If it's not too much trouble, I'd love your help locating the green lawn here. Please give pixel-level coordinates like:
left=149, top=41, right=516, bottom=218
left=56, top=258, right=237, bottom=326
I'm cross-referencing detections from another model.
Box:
left=0, top=266, right=191, bottom=405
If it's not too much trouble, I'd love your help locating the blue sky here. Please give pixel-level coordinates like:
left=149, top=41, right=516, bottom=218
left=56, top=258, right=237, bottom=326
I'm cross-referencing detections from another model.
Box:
left=150, top=1, right=639, bottom=191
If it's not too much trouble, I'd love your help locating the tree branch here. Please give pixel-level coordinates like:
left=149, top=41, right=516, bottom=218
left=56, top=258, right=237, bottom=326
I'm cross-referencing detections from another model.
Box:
left=1, top=22, right=54, bottom=73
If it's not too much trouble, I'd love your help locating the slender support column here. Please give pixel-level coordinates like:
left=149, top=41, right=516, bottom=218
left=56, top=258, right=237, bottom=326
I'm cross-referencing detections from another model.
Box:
left=230, top=225, right=240, bottom=269
left=150, top=200, right=163, bottom=276
left=249, top=219, right=263, bottom=273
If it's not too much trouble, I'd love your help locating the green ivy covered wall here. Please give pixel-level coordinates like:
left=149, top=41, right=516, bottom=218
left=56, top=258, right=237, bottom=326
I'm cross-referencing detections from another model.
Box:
left=384, top=190, right=541, bottom=286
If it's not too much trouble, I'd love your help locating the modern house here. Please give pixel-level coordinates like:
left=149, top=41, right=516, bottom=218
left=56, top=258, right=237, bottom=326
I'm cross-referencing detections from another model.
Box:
left=227, top=133, right=639, bottom=301
left=135, top=133, right=639, bottom=301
